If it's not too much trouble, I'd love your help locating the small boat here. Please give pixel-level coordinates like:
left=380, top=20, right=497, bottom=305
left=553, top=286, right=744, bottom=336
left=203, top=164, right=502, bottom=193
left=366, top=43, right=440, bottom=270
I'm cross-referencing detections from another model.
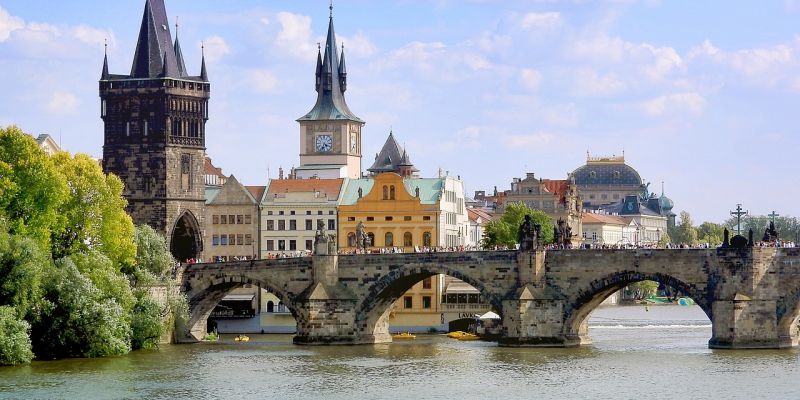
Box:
left=234, top=335, right=250, bottom=342
left=392, top=332, right=416, bottom=340
left=447, top=331, right=466, bottom=339
left=457, top=333, right=480, bottom=341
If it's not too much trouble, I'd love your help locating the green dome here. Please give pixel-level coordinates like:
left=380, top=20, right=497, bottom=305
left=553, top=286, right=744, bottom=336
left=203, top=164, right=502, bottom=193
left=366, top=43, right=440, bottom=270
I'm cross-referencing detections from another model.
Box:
left=659, top=194, right=674, bottom=211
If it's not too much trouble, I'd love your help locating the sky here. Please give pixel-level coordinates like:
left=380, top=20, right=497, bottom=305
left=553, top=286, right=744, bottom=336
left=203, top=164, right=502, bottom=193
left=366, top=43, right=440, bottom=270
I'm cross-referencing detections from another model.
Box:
left=1, top=0, right=799, bottom=224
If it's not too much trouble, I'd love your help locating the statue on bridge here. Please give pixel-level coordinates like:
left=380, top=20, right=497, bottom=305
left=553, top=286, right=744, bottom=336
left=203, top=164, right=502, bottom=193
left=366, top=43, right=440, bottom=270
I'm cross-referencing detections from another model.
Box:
left=762, top=221, right=779, bottom=243
left=554, top=218, right=573, bottom=248
left=355, top=221, right=371, bottom=251
left=314, top=220, right=337, bottom=255
left=518, top=215, right=541, bottom=251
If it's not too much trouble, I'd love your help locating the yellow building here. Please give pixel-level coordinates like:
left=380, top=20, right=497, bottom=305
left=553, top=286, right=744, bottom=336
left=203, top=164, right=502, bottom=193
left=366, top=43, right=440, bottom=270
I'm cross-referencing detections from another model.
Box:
left=338, top=172, right=440, bottom=251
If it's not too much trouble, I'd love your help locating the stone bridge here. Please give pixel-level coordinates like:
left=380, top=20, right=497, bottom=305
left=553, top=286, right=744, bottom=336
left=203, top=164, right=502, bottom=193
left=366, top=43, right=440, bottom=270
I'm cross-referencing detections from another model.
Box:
left=178, top=247, right=800, bottom=349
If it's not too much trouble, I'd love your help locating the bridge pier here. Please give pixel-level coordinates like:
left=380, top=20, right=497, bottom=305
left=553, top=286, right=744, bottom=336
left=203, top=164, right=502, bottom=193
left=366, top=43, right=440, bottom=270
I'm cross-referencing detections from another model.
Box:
left=709, top=298, right=787, bottom=349
left=498, top=285, right=583, bottom=347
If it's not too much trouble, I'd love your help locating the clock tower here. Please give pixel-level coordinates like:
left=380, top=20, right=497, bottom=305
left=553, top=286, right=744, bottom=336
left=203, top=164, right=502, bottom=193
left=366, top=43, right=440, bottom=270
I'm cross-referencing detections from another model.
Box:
left=296, top=5, right=364, bottom=179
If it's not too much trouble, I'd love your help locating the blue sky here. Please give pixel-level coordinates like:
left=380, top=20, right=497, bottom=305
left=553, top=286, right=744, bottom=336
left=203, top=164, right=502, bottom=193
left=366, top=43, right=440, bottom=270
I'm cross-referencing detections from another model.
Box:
left=1, top=0, right=799, bottom=223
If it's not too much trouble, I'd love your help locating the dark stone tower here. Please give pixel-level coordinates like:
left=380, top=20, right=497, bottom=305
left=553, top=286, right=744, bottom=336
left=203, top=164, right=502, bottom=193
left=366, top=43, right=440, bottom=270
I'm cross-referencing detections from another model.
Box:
left=100, top=0, right=209, bottom=262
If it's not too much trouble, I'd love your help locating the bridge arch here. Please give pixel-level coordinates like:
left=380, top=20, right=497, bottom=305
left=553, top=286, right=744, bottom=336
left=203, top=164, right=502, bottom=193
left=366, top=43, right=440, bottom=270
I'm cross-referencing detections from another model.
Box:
left=562, top=270, right=711, bottom=342
left=355, top=263, right=504, bottom=341
left=184, top=274, right=301, bottom=340
left=777, top=287, right=800, bottom=347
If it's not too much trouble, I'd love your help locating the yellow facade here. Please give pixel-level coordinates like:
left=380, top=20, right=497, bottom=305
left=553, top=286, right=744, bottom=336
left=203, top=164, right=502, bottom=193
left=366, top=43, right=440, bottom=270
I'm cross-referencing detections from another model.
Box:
left=338, top=173, right=439, bottom=251
left=388, top=275, right=443, bottom=332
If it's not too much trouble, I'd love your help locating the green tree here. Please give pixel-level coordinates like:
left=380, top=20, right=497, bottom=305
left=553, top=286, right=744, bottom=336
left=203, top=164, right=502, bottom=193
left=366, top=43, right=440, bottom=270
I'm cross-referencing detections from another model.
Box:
left=133, top=225, right=175, bottom=281
left=130, top=290, right=163, bottom=350
left=0, top=306, right=33, bottom=365
left=0, top=222, right=49, bottom=319
left=697, top=222, right=724, bottom=245
left=483, top=203, right=554, bottom=247
left=671, top=211, right=698, bottom=245
left=50, top=152, right=136, bottom=268
left=0, top=126, right=69, bottom=250
left=658, top=231, right=672, bottom=247
left=30, top=260, right=131, bottom=359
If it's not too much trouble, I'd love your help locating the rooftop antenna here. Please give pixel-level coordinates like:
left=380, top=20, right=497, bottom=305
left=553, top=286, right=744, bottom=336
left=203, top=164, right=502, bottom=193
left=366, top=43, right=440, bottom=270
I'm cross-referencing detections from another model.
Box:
left=330, top=0, right=333, bottom=17
left=175, top=16, right=179, bottom=37
left=104, top=38, right=107, bottom=54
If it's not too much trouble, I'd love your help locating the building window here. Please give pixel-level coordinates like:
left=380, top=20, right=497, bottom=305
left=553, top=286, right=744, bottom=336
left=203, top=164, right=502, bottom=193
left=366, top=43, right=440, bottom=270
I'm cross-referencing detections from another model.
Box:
left=278, top=240, right=286, bottom=251
left=592, top=232, right=597, bottom=241
left=385, top=216, right=393, bottom=221
left=279, top=211, right=284, bottom=216
left=347, top=217, right=355, bottom=222
left=237, top=215, right=244, bottom=224
left=101, top=100, right=106, bottom=117
left=143, top=120, right=148, bottom=136
left=423, top=232, right=432, bottom=247
left=306, top=240, right=313, bottom=251
left=385, top=232, right=393, bottom=247
left=318, top=211, right=323, bottom=215
left=306, top=210, right=312, bottom=215
left=422, top=296, right=431, bottom=309
left=404, top=216, right=412, bottom=221
left=422, top=277, right=431, bottom=289
left=213, top=215, right=219, bottom=224
left=404, top=296, right=413, bottom=309
left=317, top=219, right=324, bottom=230
left=268, top=211, right=273, bottom=215
left=220, top=235, right=228, bottom=246
left=267, top=220, right=274, bottom=231
left=404, top=232, right=412, bottom=246
left=245, top=215, right=252, bottom=224
left=329, top=211, right=334, bottom=215
left=290, top=211, right=296, bottom=215
left=306, top=219, right=313, bottom=230
left=212, top=235, right=219, bottom=246
left=390, top=186, right=396, bottom=200
left=278, top=220, right=286, bottom=231
left=366, top=217, right=374, bottom=221
left=266, top=240, right=274, bottom=251
left=368, top=233, right=375, bottom=246
left=126, top=122, right=130, bottom=137
left=583, top=231, right=587, bottom=239
left=383, top=185, right=389, bottom=200
left=245, top=234, right=252, bottom=245
left=328, top=219, right=335, bottom=230
left=237, top=234, right=244, bottom=246
left=289, top=220, right=297, bottom=230
left=289, top=240, right=297, bottom=251
left=423, top=216, right=431, bottom=221
left=229, top=215, right=235, bottom=224
left=347, top=232, right=356, bottom=247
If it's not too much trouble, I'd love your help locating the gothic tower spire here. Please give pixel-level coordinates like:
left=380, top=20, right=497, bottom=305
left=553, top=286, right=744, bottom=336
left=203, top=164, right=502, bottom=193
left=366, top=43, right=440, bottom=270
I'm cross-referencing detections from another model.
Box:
left=101, top=40, right=110, bottom=80
left=200, top=42, right=208, bottom=81
left=173, top=17, right=187, bottom=77
left=130, top=0, right=180, bottom=78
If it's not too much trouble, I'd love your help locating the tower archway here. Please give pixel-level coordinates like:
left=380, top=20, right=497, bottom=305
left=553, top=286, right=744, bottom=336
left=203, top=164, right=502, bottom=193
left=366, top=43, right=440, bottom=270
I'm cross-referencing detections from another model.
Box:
left=171, top=211, right=202, bottom=262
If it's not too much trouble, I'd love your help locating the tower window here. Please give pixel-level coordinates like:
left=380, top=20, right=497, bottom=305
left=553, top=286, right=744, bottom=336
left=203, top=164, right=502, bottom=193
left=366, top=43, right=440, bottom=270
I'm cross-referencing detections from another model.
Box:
left=101, top=100, right=106, bottom=117
left=143, top=120, right=148, bottom=137
left=126, top=122, right=130, bottom=137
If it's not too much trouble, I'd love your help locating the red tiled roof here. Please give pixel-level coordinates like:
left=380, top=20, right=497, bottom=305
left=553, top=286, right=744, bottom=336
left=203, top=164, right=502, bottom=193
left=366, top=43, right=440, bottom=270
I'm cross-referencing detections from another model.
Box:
left=468, top=208, right=494, bottom=223
left=582, top=213, right=629, bottom=225
left=542, top=179, right=570, bottom=204
left=267, top=178, right=344, bottom=199
left=204, top=157, right=225, bottom=178
left=245, top=186, right=266, bottom=201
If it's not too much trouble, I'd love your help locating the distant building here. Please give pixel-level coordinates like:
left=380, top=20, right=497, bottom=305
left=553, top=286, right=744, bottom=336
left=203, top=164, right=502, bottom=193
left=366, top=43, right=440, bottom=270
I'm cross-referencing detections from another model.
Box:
left=503, top=172, right=583, bottom=243
left=467, top=208, right=493, bottom=249
left=588, top=195, right=670, bottom=245
left=367, top=131, right=419, bottom=177
left=35, top=134, right=61, bottom=155
left=204, top=157, right=228, bottom=187
left=571, top=154, right=645, bottom=207
left=258, top=178, right=344, bottom=257
left=204, top=176, right=261, bottom=261
left=581, top=213, right=633, bottom=246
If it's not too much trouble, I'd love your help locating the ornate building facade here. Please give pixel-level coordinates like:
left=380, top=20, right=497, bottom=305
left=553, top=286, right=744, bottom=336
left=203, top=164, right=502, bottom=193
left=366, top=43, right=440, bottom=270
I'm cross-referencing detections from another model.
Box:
left=100, top=0, right=209, bottom=262
left=502, top=172, right=583, bottom=243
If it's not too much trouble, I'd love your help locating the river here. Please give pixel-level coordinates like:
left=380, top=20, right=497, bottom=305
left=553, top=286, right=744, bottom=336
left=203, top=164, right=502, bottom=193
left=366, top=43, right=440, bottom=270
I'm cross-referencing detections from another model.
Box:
left=1, top=305, right=799, bottom=399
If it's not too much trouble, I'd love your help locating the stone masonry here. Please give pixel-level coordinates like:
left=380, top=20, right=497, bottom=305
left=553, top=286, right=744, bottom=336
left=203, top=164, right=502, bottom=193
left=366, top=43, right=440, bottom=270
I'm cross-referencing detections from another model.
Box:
left=178, top=247, right=800, bottom=349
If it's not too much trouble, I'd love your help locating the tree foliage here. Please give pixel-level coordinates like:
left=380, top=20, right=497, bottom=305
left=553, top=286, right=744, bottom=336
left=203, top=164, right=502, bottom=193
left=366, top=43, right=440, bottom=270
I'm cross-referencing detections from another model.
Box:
left=0, top=306, right=33, bottom=365
left=670, top=211, right=698, bottom=245
left=130, top=290, right=164, bottom=350
left=697, top=222, right=724, bottom=245
left=134, top=225, right=175, bottom=281
left=483, top=203, right=554, bottom=247
left=0, top=126, right=68, bottom=250
left=0, top=225, right=48, bottom=319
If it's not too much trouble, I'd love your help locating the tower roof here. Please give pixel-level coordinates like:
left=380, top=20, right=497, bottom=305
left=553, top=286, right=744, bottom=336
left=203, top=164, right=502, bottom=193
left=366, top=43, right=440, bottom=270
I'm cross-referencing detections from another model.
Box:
left=174, top=25, right=187, bottom=77
left=298, top=8, right=362, bottom=123
left=368, top=131, right=419, bottom=175
left=130, top=0, right=181, bottom=79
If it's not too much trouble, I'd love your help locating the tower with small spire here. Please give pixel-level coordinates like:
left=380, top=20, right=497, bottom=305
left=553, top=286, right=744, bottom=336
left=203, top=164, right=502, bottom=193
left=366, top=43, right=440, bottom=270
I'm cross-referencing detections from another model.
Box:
left=296, top=3, right=364, bottom=179
left=99, top=0, right=210, bottom=261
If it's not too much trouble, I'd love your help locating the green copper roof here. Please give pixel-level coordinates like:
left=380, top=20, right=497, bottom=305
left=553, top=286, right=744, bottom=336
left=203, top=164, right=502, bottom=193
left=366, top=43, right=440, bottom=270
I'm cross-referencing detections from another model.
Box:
left=204, top=186, right=220, bottom=204
left=339, top=179, right=375, bottom=205
left=404, top=178, right=443, bottom=204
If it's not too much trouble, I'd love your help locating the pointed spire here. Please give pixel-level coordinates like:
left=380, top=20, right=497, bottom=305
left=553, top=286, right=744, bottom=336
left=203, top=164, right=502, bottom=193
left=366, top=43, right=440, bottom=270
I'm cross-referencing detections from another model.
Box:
left=173, top=16, right=187, bottom=77
left=315, top=43, right=323, bottom=92
left=339, top=43, right=347, bottom=92
left=131, top=0, right=180, bottom=78
left=161, top=51, right=178, bottom=77
left=200, top=42, right=208, bottom=81
left=101, top=39, right=110, bottom=80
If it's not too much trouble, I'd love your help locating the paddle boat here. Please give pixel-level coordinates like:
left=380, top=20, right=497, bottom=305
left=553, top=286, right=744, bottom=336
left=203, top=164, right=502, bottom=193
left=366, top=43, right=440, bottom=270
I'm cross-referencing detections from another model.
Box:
left=392, top=332, right=417, bottom=340
left=234, top=335, right=250, bottom=342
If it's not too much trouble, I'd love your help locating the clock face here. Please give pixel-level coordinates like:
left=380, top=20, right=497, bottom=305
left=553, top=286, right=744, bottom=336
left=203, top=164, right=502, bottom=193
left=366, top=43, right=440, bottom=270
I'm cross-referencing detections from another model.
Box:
left=315, top=135, right=332, bottom=152
left=350, top=133, right=357, bottom=152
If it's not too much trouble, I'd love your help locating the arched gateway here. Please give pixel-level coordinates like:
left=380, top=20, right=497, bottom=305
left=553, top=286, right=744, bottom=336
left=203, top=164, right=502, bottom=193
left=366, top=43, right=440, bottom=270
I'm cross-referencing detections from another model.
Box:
left=170, top=211, right=202, bottom=262
left=177, top=247, right=800, bottom=350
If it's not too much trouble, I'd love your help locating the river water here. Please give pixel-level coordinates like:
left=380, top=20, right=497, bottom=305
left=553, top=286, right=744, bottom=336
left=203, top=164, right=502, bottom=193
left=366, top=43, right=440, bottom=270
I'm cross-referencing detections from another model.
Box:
left=2, top=305, right=799, bottom=399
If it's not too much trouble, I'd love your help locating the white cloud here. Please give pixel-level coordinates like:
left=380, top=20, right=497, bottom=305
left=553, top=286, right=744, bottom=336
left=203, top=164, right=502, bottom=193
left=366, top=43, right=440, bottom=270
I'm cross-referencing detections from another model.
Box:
left=571, top=69, right=625, bottom=96
left=46, top=92, right=77, bottom=115
left=519, top=12, right=563, bottom=31
left=0, top=6, right=24, bottom=42
left=567, top=35, right=684, bottom=81
left=247, top=69, right=278, bottom=93
left=641, top=92, right=706, bottom=116
left=73, top=25, right=113, bottom=47
left=520, top=68, right=543, bottom=91
left=337, top=32, right=377, bottom=57
left=202, top=36, right=230, bottom=63
left=689, top=39, right=792, bottom=77
left=275, top=12, right=315, bottom=60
